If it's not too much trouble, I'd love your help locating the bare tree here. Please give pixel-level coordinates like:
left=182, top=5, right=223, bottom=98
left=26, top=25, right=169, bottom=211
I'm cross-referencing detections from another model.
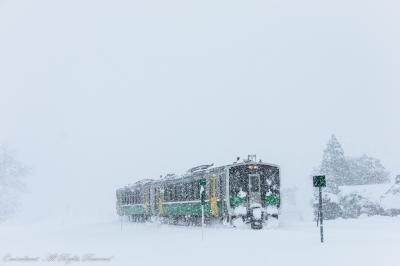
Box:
left=0, top=145, right=26, bottom=221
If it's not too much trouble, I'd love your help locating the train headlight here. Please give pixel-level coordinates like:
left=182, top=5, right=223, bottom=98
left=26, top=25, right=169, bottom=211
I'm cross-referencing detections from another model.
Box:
left=248, top=165, right=258, bottom=170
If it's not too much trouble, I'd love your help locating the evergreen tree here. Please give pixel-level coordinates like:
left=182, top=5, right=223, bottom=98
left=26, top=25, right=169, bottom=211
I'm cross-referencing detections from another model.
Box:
left=320, top=135, right=349, bottom=188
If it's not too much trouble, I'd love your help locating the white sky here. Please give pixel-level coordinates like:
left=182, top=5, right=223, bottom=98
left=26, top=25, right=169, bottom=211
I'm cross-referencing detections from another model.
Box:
left=0, top=0, right=399, bottom=220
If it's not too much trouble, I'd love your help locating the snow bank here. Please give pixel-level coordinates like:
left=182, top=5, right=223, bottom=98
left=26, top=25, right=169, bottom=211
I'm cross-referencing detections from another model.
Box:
left=1, top=216, right=400, bottom=266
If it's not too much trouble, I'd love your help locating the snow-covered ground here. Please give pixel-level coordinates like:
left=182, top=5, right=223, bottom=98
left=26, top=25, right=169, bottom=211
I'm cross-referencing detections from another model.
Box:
left=1, top=216, right=399, bottom=266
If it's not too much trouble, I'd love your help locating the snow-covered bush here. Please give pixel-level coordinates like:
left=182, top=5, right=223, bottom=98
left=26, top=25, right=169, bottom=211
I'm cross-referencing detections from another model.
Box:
left=380, top=175, right=400, bottom=216
left=314, top=190, right=385, bottom=220
left=339, top=193, right=383, bottom=218
left=313, top=191, right=342, bottom=220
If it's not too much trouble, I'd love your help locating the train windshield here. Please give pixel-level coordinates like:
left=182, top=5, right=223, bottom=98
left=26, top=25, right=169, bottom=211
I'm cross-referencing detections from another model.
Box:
left=229, top=164, right=280, bottom=207
left=249, top=174, right=260, bottom=192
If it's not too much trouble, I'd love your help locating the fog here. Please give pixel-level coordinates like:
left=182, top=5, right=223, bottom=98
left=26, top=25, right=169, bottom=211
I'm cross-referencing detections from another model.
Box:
left=0, top=0, right=399, bottom=221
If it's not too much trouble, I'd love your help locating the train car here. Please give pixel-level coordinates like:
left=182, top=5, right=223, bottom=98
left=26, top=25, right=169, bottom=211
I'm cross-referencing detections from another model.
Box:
left=116, top=155, right=280, bottom=229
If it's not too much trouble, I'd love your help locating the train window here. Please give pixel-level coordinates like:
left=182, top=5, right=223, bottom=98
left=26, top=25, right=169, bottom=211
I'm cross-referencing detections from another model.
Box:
left=182, top=183, right=188, bottom=201
left=167, top=185, right=173, bottom=202
left=177, top=184, right=183, bottom=201
left=187, top=182, right=191, bottom=200
left=169, top=185, right=173, bottom=201
left=135, top=190, right=140, bottom=204
left=183, top=183, right=188, bottom=201
left=168, top=186, right=171, bottom=201
left=229, top=172, right=249, bottom=196
left=191, top=181, right=197, bottom=200
left=178, top=184, right=183, bottom=201
left=165, top=186, right=169, bottom=202
left=187, top=183, right=190, bottom=200
left=193, top=181, right=200, bottom=200
left=175, top=184, right=180, bottom=201
left=172, top=185, right=177, bottom=201
left=139, top=190, right=143, bottom=204
left=187, top=182, right=192, bottom=201
left=164, top=186, right=168, bottom=202
left=250, top=174, right=260, bottom=192
left=218, top=175, right=224, bottom=199
left=172, top=185, right=176, bottom=201
left=154, top=188, right=158, bottom=209
left=186, top=183, right=191, bottom=201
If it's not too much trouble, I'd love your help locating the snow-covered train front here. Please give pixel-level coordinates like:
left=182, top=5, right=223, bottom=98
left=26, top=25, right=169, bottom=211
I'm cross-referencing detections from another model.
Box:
left=116, top=155, right=280, bottom=229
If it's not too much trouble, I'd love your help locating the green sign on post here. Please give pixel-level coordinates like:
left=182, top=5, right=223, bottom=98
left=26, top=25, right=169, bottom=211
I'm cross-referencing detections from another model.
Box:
left=313, top=175, right=326, bottom=243
left=199, top=178, right=206, bottom=240
left=313, top=175, right=326, bottom=187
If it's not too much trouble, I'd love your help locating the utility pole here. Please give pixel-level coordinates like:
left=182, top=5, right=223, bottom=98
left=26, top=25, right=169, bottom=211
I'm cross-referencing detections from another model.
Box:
left=318, top=186, right=323, bottom=243
left=313, top=175, right=326, bottom=243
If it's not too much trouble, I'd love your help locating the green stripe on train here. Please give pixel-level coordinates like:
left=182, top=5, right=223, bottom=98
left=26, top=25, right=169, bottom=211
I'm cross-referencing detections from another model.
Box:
left=120, top=201, right=229, bottom=216
left=162, top=201, right=226, bottom=216
left=121, top=205, right=145, bottom=215
left=265, top=194, right=280, bottom=205
left=163, top=202, right=203, bottom=215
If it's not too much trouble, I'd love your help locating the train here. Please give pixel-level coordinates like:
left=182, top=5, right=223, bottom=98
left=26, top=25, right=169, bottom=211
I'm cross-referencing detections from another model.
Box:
left=116, top=155, right=280, bottom=229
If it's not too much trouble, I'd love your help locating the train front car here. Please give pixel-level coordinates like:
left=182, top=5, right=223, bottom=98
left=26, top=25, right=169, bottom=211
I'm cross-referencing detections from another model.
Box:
left=228, top=162, right=280, bottom=229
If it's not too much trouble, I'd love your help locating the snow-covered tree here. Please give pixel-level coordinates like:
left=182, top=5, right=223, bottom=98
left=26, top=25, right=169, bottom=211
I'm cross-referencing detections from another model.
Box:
left=347, top=155, right=390, bottom=185
left=320, top=134, right=349, bottom=188
left=319, top=135, right=389, bottom=186
left=0, top=145, right=26, bottom=221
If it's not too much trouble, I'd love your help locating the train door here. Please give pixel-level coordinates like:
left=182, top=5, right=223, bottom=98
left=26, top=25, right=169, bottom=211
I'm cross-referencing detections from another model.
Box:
left=150, top=185, right=156, bottom=216
left=248, top=174, right=261, bottom=205
left=153, top=187, right=158, bottom=214
left=209, top=176, right=218, bottom=216
left=144, top=186, right=150, bottom=216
